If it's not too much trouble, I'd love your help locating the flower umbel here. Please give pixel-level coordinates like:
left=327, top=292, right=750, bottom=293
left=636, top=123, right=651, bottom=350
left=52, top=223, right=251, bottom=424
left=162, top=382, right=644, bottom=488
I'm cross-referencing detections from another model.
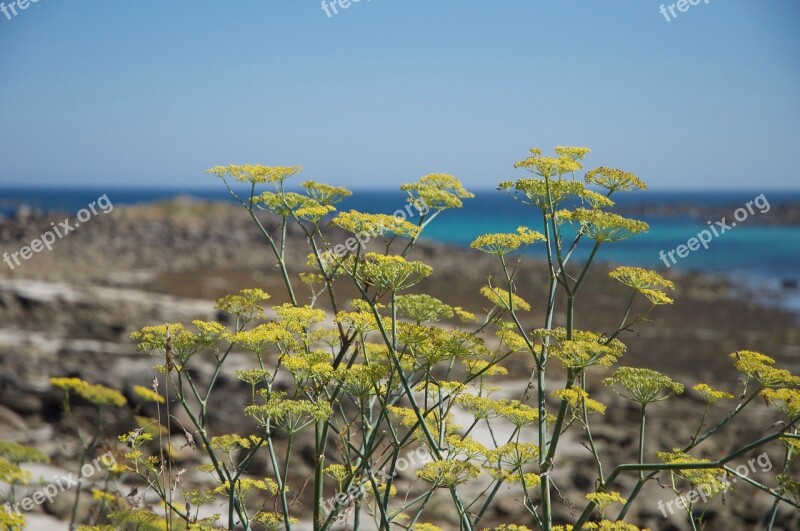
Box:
left=603, top=367, right=684, bottom=405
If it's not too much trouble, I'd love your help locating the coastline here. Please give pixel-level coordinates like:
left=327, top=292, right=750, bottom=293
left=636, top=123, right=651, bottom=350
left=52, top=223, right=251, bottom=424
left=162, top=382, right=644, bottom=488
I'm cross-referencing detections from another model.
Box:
left=0, top=197, right=798, bottom=529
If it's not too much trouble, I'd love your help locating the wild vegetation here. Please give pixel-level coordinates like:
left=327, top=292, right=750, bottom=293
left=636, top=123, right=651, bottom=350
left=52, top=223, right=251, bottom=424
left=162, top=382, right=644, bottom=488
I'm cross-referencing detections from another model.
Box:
left=2, top=147, right=799, bottom=530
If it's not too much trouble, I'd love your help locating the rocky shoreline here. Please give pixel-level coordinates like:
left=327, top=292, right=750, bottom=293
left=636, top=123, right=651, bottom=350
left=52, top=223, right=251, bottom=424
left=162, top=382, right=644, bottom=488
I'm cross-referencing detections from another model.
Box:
left=1, top=199, right=798, bottom=530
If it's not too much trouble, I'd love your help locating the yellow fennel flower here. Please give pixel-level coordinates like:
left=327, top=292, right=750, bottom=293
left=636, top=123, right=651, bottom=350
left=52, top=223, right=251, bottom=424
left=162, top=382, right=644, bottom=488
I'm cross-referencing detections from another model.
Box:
left=603, top=367, right=683, bottom=405
left=480, top=285, right=531, bottom=312
left=470, top=226, right=545, bottom=255
left=274, top=304, right=326, bottom=332
left=609, top=266, right=675, bottom=305
left=395, top=293, right=455, bottom=323
left=417, top=459, right=481, bottom=486
left=332, top=210, right=421, bottom=239
left=657, top=449, right=727, bottom=496
left=51, top=377, right=127, bottom=408
left=231, top=323, right=296, bottom=352
left=552, top=387, right=607, bottom=414
left=496, top=400, right=539, bottom=427
left=215, top=288, right=271, bottom=319
left=555, top=146, right=592, bottom=161
left=295, top=203, right=336, bottom=222
left=301, top=180, right=352, bottom=205
left=585, top=166, right=647, bottom=193
left=401, top=173, right=474, bottom=210
left=358, top=253, right=433, bottom=291
left=211, top=434, right=252, bottom=452
left=254, top=191, right=321, bottom=217
left=762, top=388, right=800, bottom=417
left=693, top=383, right=734, bottom=404
left=514, top=149, right=583, bottom=177
left=0, top=441, right=49, bottom=465
left=731, top=350, right=800, bottom=388
left=132, top=385, right=165, bottom=404
left=207, top=164, right=301, bottom=184
left=586, top=491, right=627, bottom=511
left=500, top=178, right=612, bottom=212
left=555, top=521, right=650, bottom=531
left=559, top=208, right=648, bottom=243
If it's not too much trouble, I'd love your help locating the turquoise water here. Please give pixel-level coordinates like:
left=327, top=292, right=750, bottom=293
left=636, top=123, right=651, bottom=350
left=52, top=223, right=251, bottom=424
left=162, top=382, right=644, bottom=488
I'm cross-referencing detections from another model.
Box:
left=1, top=187, right=799, bottom=281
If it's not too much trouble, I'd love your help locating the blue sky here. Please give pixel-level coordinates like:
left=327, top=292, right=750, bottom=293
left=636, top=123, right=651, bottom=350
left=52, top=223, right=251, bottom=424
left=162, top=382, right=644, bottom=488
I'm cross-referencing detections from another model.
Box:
left=0, top=0, right=798, bottom=190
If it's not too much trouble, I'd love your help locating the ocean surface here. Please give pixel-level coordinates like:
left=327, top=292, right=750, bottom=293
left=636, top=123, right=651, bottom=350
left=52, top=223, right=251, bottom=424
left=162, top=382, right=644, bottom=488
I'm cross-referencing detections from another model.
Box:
left=2, top=187, right=799, bottom=311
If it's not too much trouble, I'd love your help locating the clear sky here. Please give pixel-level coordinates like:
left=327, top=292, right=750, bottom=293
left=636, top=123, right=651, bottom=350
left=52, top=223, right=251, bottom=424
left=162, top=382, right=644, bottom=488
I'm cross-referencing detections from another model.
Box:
left=0, top=0, right=798, bottom=190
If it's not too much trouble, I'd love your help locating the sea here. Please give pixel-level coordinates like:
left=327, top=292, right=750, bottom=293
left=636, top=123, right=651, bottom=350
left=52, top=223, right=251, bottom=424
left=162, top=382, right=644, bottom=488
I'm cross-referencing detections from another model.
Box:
left=2, top=187, right=799, bottom=313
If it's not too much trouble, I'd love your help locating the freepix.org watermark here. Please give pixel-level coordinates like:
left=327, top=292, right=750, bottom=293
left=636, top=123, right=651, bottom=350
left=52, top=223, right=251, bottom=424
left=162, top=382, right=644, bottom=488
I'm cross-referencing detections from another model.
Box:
left=3, top=194, right=114, bottom=271
left=321, top=446, right=432, bottom=519
left=1, top=0, right=45, bottom=22
left=660, top=0, right=710, bottom=22
left=3, top=452, right=117, bottom=515
left=657, top=451, right=772, bottom=517
left=321, top=0, right=371, bottom=18
left=658, top=193, right=770, bottom=268
left=329, top=199, right=428, bottom=257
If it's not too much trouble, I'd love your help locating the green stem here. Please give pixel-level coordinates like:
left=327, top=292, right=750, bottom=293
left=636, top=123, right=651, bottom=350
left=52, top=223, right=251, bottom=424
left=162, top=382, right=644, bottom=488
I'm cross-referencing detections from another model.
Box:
left=574, top=415, right=800, bottom=529
left=638, top=404, right=647, bottom=481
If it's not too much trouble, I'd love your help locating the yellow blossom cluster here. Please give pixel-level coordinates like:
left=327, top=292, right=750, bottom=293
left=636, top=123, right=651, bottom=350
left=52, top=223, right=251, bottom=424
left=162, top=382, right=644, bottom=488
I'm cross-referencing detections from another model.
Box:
left=332, top=210, right=421, bottom=239
left=231, top=323, right=296, bottom=352
left=585, top=167, right=647, bottom=193
left=235, top=368, right=272, bottom=386
left=480, top=285, right=532, bottom=312
left=388, top=406, right=461, bottom=441
left=455, top=393, right=502, bottom=420
left=513, top=146, right=585, bottom=177
left=496, top=324, right=529, bottom=352
left=470, top=226, right=545, bottom=256
left=395, top=293, right=455, bottom=323
left=585, top=491, right=627, bottom=511
left=552, top=387, right=607, bottom=415
left=761, top=388, right=800, bottom=417
left=559, top=208, right=649, bottom=243
left=398, top=323, right=489, bottom=365
left=245, top=394, right=332, bottom=432
left=462, top=359, right=508, bottom=378
left=207, top=164, right=301, bottom=184
left=400, top=173, right=474, bottom=211
left=731, top=350, right=800, bottom=387
left=335, top=363, right=388, bottom=397
left=253, top=191, right=332, bottom=221
left=535, top=328, right=626, bottom=370
left=358, top=253, right=433, bottom=292
left=213, top=477, right=280, bottom=498
left=0, top=441, right=49, bottom=465
left=281, top=351, right=334, bottom=382
left=554, top=521, right=650, bottom=531
left=609, top=266, right=675, bottom=305
left=210, top=434, right=253, bottom=453
left=604, top=367, right=683, bottom=405
left=555, top=146, right=592, bottom=161
left=252, top=511, right=299, bottom=528
left=51, top=377, right=127, bottom=408
left=274, top=303, right=327, bottom=333
left=693, top=383, right=733, bottom=404
left=496, top=400, right=540, bottom=427
left=130, top=323, right=213, bottom=361
left=132, top=385, right=165, bottom=404
left=499, top=178, right=613, bottom=212
left=656, top=449, right=728, bottom=496
left=215, top=288, right=271, bottom=319
left=335, top=303, right=389, bottom=334
left=416, top=459, right=481, bottom=487
left=301, top=180, right=352, bottom=205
